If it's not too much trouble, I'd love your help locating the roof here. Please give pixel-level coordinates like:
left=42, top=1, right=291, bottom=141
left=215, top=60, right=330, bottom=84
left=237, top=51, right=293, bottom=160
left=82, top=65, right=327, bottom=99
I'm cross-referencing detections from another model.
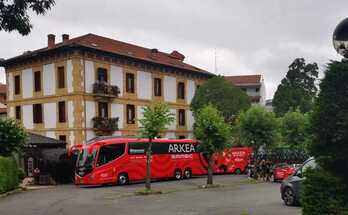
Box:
left=224, top=75, right=262, bottom=86
left=2, top=33, right=213, bottom=76
left=25, top=133, right=65, bottom=147
left=0, top=83, right=6, bottom=95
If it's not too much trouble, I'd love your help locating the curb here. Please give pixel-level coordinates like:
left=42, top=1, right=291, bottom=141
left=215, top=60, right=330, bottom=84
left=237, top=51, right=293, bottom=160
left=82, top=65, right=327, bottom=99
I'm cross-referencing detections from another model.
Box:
left=0, top=188, right=24, bottom=198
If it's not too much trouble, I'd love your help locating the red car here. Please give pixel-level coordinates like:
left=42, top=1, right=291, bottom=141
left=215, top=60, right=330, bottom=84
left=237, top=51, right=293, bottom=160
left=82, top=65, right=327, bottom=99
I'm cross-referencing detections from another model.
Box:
left=272, top=163, right=296, bottom=182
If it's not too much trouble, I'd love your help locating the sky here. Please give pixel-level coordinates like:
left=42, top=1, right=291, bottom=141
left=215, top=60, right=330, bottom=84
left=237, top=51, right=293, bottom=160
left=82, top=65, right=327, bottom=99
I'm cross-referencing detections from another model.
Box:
left=0, top=0, right=347, bottom=99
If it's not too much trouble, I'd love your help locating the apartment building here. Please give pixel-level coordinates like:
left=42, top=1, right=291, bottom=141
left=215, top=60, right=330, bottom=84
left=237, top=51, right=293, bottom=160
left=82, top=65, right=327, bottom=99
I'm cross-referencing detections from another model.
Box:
left=224, top=75, right=266, bottom=105
left=1, top=34, right=213, bottom=146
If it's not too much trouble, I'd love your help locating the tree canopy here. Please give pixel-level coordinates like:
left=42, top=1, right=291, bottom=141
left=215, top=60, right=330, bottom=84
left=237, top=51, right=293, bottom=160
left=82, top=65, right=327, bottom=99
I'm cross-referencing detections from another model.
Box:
left=281, top=110, right=311, bottom=150
left=239, top=106, right=279, bottom=149
left=139, top=101, right=174, bottom=140
left=194, top=104, right=230, bottom=185
left=309, top=60, right=348, bottom=183
left=0, top=118, right=27, bottom=156
left=190, top=76, right=250, bottom=123
left=273, top=58, right=319, bottom=116
left=0, top=0, right=55, bottom=35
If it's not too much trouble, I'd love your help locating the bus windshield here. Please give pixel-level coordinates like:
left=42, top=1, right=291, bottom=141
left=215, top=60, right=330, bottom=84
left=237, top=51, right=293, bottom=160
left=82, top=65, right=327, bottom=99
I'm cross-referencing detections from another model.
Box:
left=77, top=148, right=96, bottom=169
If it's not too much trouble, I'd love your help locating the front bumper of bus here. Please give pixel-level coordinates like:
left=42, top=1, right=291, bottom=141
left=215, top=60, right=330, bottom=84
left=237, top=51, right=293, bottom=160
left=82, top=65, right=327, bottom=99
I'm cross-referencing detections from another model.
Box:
left=75, top=174, right=97, bottom=185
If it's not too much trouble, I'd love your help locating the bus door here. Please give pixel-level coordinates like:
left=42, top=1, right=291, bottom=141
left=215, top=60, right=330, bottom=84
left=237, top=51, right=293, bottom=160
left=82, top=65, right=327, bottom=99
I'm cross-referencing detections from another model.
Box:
left=128, top=142, right=147, bottom=180
left=94, top=143, right=126, bottom=184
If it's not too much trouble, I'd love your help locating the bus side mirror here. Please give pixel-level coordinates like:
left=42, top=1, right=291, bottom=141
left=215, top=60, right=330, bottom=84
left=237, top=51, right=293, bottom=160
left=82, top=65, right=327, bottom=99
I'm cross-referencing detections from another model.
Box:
left=294, top=169, right=302, bottom=178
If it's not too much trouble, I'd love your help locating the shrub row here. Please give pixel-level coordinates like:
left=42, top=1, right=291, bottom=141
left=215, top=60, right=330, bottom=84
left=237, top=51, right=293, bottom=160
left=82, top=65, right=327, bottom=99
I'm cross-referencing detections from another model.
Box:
left=0, top=156, right=20, bottom=194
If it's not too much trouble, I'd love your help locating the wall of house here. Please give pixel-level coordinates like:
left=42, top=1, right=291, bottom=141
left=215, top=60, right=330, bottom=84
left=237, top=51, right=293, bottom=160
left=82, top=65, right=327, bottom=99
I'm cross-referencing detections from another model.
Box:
left=81, top=56, right=204, bottom=142
left=259, top=80, right=266, bottom=105
left=6, top=51, right=208, bottom=145
left=5, top=53, right=84, bottom=146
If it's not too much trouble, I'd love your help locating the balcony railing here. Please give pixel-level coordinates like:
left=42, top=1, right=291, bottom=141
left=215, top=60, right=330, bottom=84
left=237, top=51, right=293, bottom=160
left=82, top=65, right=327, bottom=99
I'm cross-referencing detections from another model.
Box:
left=92, top=117, right=119, bottom=135
left=92, top=81, right=120, bottom=97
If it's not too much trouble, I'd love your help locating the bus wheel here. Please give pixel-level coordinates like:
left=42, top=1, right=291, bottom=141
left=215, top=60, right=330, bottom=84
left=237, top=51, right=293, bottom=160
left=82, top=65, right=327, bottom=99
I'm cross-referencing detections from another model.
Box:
left=184, top=169, right=192, bottom=179
left=174, top=169, right=182, bottom=180
left=220, top=165, right=227, bottom=173
left=235, top=168, right=242, bottom=175
left=118, top=173, right=129, bottom=185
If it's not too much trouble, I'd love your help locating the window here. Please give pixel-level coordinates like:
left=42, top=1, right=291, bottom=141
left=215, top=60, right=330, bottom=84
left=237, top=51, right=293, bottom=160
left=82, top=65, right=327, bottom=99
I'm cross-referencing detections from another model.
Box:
left=34, top=71, right=41, bottom=92
left=126, top=73, right=135, bottom=93
left=57, top=66, right=65, bottom=88
left=97, top=144, right=125, bottom=166
left=15, top=106, right=21, bottom=120
left=14, top=75, right=20, bottom=95
left=58, top=101, right=66, bottom=123
left=154, top=78, right=162, bottom=96
left=256, top=87, right=260, bottom=92
left=97, top=68, right=108, bottom=82
left=177, top=82, right=185, bottom=99
left=178, top=109, right=186, bottom=126
left=178, top=135, right=186, bottom=139
left=33, top=104, right=43, bottom=124
left=126, top=104, right=135, bottom=124
left=300, top=159, right=317, bottom=175
left=98, top=102, right=108, bottom=118
left=59, top=135, right=67, bottom=142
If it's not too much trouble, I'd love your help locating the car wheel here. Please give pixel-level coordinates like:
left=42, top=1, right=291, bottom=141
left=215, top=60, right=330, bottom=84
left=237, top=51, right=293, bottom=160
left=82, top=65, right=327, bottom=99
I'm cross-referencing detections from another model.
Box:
left=283, top=187, right=296, bottom=206
left=184, top=169, right=192, bottom=179
left=118, top=173, right=129, bottom=185
left=174, top=169, right=182, bottom=180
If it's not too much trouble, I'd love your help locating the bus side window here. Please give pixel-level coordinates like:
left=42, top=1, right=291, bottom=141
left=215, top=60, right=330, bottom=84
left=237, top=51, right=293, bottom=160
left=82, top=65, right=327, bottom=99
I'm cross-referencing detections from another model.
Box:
left=97, top=144, right=125, bottom=166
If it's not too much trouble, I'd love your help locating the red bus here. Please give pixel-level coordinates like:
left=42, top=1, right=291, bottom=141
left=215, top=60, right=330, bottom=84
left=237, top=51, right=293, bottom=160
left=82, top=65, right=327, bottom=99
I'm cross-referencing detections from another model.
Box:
left=213, top=147, right=253, bottom=174
left=75, top=137, right=207, bottom=185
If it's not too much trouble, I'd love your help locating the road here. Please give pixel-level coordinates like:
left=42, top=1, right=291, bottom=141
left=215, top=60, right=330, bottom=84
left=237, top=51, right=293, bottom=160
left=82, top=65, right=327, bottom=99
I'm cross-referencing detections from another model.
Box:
left=0, top=175, right=301, bottom=215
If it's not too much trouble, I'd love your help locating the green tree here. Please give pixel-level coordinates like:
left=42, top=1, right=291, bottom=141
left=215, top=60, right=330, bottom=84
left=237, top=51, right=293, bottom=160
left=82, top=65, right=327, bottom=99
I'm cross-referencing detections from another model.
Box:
left=0, top=0, right=55, bottom=35
left=309, top=60, right=348, bottom=185
left=302, top=168, right=348, bottom=215
left=0, top=118, right=27, bottom=156
left=139, top=101, right=174, bottom=190
left=194, top=104, right=230, bottom=185
left=273, top=58, right=319, bottom=116
left=191, top=76, right=250, bottom=123
left=281, top=110, right=311, bottom=150
left=239, top=106, right=279, bottom=149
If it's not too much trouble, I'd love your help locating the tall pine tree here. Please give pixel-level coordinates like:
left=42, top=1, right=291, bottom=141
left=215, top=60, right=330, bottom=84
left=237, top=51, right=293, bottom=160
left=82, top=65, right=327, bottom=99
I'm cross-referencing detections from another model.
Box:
left=273, top=58, right=318, bottom=116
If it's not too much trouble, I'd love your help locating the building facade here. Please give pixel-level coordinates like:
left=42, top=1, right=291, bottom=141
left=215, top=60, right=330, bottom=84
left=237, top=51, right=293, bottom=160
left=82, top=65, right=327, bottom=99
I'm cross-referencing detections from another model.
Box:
left=1, top=34, right=212, bottom=146
left=0, top=83, right=7, bottom=118
left=224, top=75, right=266, bottom=105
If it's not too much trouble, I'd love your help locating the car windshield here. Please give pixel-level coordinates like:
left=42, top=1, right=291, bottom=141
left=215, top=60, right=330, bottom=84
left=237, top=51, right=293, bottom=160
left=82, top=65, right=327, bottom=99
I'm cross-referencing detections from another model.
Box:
left=77, top=148, right=96, bottom=169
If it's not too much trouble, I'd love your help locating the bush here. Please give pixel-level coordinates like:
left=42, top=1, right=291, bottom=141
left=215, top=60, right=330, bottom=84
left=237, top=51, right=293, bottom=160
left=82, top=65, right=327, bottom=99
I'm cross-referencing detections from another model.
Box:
left=0, top=156, right=19, bottom=193
left=17, top=168, right=25, bottom=181
left=302, top=168, right=347, bottom=215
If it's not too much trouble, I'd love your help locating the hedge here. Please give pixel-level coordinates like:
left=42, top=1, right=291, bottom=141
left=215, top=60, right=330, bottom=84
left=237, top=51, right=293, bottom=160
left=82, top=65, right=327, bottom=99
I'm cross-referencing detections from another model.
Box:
left=0, top=156, right=19, bottom=194
left=302, top=168, right=348, bottom=215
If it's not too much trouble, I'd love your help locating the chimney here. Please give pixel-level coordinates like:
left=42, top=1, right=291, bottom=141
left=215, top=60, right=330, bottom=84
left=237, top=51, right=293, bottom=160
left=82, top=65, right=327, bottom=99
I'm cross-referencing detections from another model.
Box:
left=47, top=34, right=56, bottom=48
left=169, top=50, right=185, bottom=61
left=62, top=34, right=69, bottom=42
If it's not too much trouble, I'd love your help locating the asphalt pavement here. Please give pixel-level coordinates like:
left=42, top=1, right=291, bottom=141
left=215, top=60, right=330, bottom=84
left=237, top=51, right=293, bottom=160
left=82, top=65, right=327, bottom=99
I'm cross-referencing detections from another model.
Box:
left=0, top=175, right=301, bottom=215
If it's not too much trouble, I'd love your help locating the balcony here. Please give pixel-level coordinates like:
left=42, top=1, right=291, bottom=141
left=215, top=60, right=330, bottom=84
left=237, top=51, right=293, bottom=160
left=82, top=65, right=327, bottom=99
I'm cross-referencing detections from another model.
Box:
left=92, top=116, right=119, bottom=136
left=92, top=81, right=120, bottom=100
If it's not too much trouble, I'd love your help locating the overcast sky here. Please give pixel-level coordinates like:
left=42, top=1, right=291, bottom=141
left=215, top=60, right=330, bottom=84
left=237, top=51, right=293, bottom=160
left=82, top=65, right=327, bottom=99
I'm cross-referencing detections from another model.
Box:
left=0, top=0, right=346, bottom=98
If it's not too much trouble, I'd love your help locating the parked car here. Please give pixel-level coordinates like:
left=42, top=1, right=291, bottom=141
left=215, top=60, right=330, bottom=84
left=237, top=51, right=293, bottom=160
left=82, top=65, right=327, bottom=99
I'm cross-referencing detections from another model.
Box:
left=280, top=157, right=316, bottom=206
left=272, top=163, right=296, bottom=182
